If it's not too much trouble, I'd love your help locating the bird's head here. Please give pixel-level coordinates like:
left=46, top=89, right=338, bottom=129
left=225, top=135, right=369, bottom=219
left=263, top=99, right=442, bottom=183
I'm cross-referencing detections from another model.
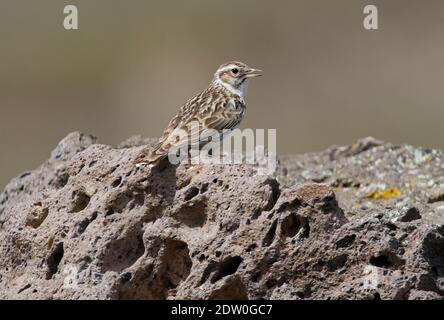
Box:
left=212, top=61, right=262, bottom=98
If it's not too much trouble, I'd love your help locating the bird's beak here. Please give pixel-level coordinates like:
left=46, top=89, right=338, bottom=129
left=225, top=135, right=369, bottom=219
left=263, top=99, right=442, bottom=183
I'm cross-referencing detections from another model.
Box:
left=244, top=68, right=263, bottom=78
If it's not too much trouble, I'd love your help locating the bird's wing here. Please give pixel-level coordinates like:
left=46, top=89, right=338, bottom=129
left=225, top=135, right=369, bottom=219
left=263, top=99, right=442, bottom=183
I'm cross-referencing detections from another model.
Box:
left=202, top=109, right=243, bottom=132
left=145, top=88, right=229, bottom=162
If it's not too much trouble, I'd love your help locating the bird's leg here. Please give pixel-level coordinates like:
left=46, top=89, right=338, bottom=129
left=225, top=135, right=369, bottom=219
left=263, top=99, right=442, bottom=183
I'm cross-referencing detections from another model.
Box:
left=133, top=146, right=150, bottom=166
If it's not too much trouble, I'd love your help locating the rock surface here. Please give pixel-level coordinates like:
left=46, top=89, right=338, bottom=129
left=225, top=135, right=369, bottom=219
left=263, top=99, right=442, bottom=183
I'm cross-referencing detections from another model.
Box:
left=0, top=133, right=443, bottom=300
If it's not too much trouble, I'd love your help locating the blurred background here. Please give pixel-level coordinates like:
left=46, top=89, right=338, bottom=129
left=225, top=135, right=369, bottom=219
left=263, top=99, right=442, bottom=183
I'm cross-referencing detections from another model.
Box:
left=1, top=0, right=444, bottom=188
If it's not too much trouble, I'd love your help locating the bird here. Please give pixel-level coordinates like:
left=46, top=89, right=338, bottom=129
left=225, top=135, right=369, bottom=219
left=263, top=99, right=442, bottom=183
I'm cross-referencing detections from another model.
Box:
left=136, top=61, right=262, bottom=168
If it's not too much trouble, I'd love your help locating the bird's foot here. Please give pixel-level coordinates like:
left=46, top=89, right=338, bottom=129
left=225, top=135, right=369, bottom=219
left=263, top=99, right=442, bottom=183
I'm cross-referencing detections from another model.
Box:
left=135, top=162, right=154, bottom=169
left=135, top=162, right=147, bottom=168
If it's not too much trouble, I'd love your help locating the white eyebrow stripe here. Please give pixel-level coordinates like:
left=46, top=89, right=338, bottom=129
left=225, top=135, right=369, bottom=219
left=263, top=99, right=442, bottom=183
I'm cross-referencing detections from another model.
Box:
left=217, top=65, right=238, bottom=73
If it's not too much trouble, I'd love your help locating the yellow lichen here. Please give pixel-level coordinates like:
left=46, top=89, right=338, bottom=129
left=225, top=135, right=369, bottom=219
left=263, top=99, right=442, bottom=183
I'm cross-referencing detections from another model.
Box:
left=363, top=188, right=401, bottom=200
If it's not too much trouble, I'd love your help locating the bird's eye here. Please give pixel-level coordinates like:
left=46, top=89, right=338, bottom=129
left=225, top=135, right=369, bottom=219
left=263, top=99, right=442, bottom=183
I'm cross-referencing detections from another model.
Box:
left=231, top=68, right=239, bottom=75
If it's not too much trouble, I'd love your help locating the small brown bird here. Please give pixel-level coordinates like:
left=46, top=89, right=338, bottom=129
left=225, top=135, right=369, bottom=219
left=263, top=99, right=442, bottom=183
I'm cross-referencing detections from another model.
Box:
left=137, top=61, right=262, bottom=167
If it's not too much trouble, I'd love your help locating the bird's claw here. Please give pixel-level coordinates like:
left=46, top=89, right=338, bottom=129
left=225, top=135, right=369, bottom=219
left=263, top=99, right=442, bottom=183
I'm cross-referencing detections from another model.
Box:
left=135, top=162, right=146, bottom=168
left=136, top=162, right=152, bottom=169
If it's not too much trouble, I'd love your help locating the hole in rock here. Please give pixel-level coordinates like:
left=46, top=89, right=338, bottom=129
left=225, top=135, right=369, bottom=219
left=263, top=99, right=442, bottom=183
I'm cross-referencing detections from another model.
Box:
left=46, top=242, right=64, bottom=280
left=336, top=234, right=356, bottom=249
left=428, top=194, right=444, bottom=204
left=370, top=255, right=391, bottom=268
left=112, top=177, right=122, bottom=188
left=327, top=254, right=348, bottom=272
left=262, top=178, right=281, bottom=211
left=17, top=284, right=31, bottom=294
left=262, top=220, right=278, bottom=247
left=55, top=173, right=70, bottom=189
left=89, top=160, right=97, bottom=167
left=75, top=211, right=98, bottom=236
left=211, top=256, right=243, bottom=283
left=70, top=190, right=90, bottom=213
left=184, top=186, right=199, bottom=201
left=369, top=252, right=405, bottom=269
left=76, top=218, right=90, bottom=235
left=199, top=262, right=217, bottom=285
left=99, top=222, right=145, bottom=273
left=281, top=213, right=302, bottom=238
left=176, top=200, right=207, bottom=228
left=200, top=183, right=209, bottom=194
left=400, top=207, right=421, bottom=222
left=120, top=272, right=132, bottom=284
left=160, top=240, right=193, bottom=289
left=251, top=208, right=262, bottom=220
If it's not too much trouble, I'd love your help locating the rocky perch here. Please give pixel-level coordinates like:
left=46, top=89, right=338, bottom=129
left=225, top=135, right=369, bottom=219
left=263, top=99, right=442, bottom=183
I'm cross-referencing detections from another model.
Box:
left=1, top=133, right=443, bottom=300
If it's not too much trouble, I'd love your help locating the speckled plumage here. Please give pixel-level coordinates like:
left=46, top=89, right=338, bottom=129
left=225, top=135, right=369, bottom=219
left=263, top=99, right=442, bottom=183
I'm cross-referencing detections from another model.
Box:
left=140, top=61, right=262, bottom=165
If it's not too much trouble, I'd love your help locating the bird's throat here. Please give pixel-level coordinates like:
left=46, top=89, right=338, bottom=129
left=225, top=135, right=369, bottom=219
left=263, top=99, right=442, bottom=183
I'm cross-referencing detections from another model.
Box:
left=213, top=78, right=249, bottom=98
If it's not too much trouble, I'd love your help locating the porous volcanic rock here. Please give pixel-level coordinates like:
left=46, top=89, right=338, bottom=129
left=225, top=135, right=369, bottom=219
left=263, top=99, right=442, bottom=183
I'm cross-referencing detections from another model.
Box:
left=0, top=133, right=443, bottom=300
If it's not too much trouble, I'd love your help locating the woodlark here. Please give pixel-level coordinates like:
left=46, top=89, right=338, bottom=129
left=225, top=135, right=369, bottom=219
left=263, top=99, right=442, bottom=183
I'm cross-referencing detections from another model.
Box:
left=136, top=61, right=262, bottom=167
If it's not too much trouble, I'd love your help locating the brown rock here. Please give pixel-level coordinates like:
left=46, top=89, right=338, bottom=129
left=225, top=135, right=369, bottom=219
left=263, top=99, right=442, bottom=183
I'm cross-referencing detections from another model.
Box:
left=0, top=133, right=443, bottom=300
